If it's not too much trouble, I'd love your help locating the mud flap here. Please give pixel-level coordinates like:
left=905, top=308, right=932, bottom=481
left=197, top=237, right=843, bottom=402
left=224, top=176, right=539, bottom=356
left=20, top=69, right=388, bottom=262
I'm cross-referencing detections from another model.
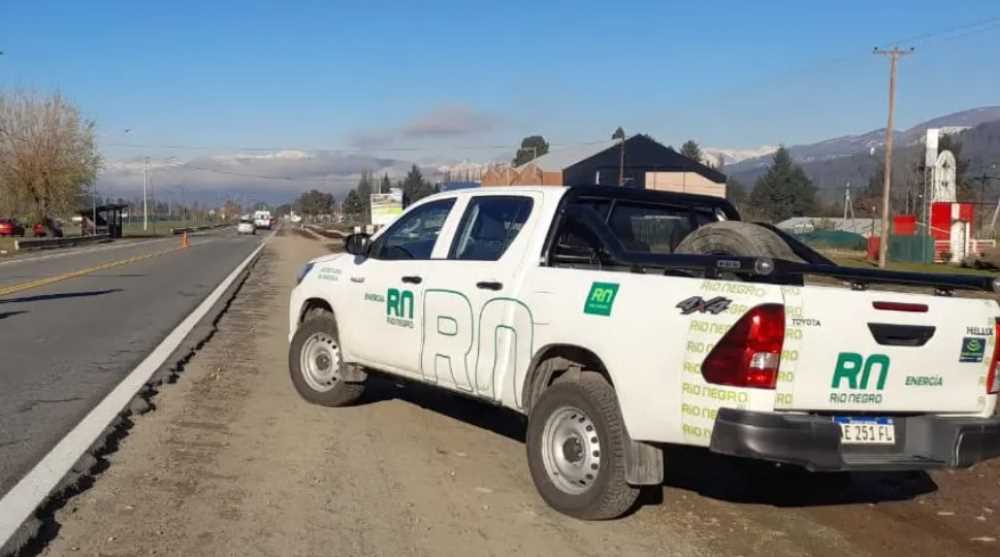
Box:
left=625, top=438, right=664, bottom=485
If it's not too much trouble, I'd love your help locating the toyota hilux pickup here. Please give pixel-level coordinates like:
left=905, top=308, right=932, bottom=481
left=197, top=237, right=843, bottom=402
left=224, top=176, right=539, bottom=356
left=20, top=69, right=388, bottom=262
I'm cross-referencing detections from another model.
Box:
left=288, top=185, right=1000, bottom=519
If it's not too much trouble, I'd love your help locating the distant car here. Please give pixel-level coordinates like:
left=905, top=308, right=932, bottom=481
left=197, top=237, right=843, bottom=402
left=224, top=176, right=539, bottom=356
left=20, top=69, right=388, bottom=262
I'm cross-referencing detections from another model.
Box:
left=237, top=218, right=256, bottom=235
left=0, top=218, right=26, bottom=237
left=254, top=210, right=273, bottom=230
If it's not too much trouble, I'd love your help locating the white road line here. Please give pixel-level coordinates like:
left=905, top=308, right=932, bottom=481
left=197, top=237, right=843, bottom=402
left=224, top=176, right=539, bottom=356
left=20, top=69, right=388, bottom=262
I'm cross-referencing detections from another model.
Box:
left=0, top=233, right=270, bottom=550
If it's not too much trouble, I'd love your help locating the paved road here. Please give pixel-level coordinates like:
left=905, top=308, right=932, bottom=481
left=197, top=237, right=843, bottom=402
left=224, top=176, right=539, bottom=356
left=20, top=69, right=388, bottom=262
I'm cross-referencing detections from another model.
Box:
left=0, top=229, right=263, bottom=498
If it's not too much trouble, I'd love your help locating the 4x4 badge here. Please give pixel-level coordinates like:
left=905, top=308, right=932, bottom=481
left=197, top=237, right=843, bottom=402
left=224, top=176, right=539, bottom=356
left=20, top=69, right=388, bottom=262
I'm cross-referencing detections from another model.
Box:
left=676, top=296, right=731, bottom=315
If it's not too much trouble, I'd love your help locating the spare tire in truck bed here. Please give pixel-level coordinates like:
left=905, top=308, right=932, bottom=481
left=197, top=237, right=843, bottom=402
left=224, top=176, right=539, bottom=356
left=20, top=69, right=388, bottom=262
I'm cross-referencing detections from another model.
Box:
left=674, top=221, right=804, bottom=262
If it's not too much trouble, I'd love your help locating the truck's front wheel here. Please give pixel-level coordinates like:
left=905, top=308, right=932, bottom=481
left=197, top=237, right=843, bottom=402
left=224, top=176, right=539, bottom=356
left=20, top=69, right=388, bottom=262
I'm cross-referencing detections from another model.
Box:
left=289, top=312, right=365, bottom=406
left=526, top=373, right=640, bottom=519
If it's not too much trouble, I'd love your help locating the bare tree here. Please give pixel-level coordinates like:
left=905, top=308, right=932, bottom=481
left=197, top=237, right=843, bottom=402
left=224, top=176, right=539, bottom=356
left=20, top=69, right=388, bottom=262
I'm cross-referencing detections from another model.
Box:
left=0, top=91, right=101, bottom=222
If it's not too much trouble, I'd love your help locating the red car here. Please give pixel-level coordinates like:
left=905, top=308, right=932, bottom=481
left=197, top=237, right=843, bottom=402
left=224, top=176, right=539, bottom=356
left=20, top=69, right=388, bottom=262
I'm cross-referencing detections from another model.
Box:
left=0, top=218, right=26, bottom=237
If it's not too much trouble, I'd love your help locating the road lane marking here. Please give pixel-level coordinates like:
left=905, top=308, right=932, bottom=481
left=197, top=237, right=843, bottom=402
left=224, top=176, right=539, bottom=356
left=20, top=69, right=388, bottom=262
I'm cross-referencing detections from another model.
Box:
left=0, top=238, right=172, bottom=267
left=0, top=236, right=224, bottom=297
left=0, top=247, right=184, bottom=297
left=0, top=233, right=270, bottom=551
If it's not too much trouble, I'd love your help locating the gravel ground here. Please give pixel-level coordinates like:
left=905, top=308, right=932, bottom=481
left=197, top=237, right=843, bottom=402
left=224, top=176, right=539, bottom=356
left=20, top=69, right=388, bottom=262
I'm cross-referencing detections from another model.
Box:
left=34, top=233, right=1000, bottom=557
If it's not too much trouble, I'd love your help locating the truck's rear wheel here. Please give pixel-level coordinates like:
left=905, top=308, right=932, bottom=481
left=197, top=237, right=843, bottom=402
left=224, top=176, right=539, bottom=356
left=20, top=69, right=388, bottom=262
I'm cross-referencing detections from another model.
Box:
left=289, top=312, right=365, bottom=406
left=526, top=373, right=639, bottom=519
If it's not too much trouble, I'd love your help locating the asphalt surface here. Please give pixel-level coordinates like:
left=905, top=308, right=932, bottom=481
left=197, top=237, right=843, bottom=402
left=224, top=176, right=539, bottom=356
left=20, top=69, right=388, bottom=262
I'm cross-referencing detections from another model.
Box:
left=0, top=229, right=263, bottom=498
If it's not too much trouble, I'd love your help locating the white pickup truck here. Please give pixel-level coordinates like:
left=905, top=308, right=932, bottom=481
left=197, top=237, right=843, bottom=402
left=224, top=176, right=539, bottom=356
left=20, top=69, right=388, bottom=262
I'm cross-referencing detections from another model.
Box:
left=288, top=185, right=1000, bottom=519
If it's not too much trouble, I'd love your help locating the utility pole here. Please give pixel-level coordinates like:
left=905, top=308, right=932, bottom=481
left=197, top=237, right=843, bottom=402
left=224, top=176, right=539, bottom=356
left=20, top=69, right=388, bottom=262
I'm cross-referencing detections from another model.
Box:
left=143, top=156, right=150, bottom=231
left=843, top=182, right=855, bottom=223
left=618, top=138, right=626, bottom=186
left=874, top=46, right=914, bottom=268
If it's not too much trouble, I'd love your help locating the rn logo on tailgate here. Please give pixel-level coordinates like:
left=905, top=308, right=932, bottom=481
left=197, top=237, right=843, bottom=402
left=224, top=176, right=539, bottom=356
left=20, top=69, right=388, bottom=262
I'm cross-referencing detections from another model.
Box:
left=830, top=352, right=889, bottom=405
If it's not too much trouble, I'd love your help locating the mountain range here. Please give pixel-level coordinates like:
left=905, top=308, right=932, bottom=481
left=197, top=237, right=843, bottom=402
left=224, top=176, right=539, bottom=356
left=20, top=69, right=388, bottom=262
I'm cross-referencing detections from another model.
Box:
left=723, top=106, right=1000, bottom=200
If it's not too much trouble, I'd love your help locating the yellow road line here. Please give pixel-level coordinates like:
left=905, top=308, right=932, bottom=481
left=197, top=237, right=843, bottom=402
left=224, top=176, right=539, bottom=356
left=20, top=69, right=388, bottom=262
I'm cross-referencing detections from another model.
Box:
left=0, top=245, right=188, bottom=297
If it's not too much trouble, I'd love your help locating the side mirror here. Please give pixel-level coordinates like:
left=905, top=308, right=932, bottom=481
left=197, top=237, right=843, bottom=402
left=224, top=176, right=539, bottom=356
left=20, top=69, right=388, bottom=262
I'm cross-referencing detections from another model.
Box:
left=344, top=233, right=372, bottom=256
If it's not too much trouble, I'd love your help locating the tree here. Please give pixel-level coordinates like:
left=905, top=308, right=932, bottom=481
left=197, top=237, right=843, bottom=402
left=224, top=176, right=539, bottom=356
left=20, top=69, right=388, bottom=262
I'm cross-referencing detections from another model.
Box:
left=726, top=177, right=747, bottom=206
left=0, top=91, right=100, bottom=221
left=680, top=140, right=703, bottom=163
left=295, top=189, right=334, bottom=216
left=379, top=173, right=391, bottom=194
left=401, top=164, right=435, bottom=206
left=611, top=127, right=626, bottom=140
left=748, top=147, right=817, bottom=222
left=512, top=135, right=550, bottom=167
left=342, top=189, right=365, bottom=220
left=356, top=170, right=373, bottom=221
left=222, top=198, right=242, bottom=221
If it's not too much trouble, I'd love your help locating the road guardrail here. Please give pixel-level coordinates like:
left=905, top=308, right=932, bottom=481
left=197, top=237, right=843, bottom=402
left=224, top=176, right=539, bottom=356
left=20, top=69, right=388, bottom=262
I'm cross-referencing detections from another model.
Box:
left=15, top=234, right=110, bottom=252
left=170, top=224, right=231, bottom=235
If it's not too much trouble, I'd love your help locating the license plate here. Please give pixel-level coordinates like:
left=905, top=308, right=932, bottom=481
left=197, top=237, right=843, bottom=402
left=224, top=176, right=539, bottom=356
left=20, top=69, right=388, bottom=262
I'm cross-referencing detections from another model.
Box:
left=834, top=416, right=896, bottom=445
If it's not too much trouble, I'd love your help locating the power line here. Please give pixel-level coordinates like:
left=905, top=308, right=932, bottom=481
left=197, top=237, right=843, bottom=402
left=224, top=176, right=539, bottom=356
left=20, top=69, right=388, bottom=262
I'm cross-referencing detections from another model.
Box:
left=884, top=15, right=1000, bottom=47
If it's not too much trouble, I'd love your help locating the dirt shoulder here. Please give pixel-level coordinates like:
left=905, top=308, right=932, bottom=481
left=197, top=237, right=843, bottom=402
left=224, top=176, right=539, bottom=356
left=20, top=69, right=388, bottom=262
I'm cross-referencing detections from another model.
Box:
left=38, top=233, right=999, bottom=557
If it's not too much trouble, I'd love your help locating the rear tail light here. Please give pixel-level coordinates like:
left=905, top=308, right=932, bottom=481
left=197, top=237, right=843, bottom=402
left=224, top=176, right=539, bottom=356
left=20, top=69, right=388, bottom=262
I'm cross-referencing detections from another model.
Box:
left=701, top=304, right=785, bottom=389
left=987, top=318, right=1000, bottom=395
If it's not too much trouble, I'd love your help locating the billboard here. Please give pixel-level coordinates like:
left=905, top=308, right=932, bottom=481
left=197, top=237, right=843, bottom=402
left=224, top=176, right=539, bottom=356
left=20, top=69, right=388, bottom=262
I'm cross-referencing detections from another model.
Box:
left=370, top=188, right=403, bottom=226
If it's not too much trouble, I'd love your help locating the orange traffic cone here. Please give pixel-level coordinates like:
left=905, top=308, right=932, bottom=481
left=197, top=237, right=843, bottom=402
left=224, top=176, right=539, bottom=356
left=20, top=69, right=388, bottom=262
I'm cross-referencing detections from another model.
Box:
left=181, top=231, right=190, bottom=248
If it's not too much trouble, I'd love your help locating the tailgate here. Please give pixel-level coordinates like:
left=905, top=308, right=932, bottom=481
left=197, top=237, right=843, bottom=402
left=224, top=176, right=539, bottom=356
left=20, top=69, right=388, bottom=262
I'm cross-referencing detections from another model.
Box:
left=775, top=285, right=998, bottom=414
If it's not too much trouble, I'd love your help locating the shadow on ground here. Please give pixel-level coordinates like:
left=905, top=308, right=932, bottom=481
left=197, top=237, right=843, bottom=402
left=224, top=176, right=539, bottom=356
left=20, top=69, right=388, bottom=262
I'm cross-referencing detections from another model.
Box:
left=358, top=374, right=937, bottom=510
left=0, top=310, right=28, bottom=320
left=0, top=289, right=122, bottom=304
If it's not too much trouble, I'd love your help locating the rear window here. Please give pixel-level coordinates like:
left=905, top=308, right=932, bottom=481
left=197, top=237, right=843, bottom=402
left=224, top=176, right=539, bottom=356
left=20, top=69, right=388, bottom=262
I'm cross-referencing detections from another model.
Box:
left=607, top=203, right=693, bottom=254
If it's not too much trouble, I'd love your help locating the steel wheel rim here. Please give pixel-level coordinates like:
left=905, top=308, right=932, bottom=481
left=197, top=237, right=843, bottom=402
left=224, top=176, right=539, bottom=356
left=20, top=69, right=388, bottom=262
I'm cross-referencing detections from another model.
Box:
left=540, top=405, right=601, bottom=495
left=300, top=332, right=341, bottom=392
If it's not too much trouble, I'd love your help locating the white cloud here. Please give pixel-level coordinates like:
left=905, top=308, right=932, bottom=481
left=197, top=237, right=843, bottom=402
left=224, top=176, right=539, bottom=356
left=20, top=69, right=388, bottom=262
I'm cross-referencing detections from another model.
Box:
left=97, top=151, right=415, bottom=205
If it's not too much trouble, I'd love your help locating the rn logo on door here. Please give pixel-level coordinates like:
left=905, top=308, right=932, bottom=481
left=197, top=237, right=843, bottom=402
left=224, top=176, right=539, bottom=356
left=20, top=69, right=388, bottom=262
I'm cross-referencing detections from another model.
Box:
left=584, top=282, right=620, bottom=316
left=387, top=288, right=414, bottom=328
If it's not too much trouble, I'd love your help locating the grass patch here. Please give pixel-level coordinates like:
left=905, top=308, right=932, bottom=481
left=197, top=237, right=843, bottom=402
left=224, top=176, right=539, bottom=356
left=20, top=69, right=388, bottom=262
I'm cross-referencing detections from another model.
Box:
left=122, top=220, right=216, bottom=237
left=825, top=250, right=997, bottom=277
left=0, top=237, right=17, bottom=256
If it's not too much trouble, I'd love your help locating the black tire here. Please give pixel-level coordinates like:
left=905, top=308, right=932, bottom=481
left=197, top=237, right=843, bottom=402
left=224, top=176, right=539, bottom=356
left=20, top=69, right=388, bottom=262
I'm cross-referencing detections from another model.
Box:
left=675, top=221, right=803, bottom=262
left=288, top=311, right=365, bottom=406
left=526, top=373, right=640, bottom=519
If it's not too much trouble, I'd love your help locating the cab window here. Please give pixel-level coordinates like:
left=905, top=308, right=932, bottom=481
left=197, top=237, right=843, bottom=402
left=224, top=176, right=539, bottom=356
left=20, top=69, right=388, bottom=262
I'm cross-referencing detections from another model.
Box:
left=448, top=196, right=533, bottom=261
left=371, top=198, right=455, bottom=260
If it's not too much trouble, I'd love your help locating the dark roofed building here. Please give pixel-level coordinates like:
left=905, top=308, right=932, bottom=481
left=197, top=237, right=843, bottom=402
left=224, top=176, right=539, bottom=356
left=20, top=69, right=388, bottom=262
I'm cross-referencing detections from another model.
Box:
left=482, top=134, right=726, bottom=197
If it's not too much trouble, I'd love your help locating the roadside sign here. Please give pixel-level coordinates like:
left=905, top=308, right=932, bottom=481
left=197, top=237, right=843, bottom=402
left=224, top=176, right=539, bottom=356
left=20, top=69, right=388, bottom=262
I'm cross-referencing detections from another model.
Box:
left=370, top=188, right=403, bottom=226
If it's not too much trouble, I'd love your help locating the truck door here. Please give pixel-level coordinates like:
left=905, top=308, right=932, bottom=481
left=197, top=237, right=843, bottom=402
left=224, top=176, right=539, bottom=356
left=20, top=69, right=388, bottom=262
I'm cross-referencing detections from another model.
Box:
left=420, top=193, right=538, bottom=400
left=347, top=198, right=456, bottom=376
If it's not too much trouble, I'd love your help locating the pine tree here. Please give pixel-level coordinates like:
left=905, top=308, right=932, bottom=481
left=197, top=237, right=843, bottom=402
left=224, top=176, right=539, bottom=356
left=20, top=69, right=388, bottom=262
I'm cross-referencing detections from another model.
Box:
left=380, top=173, right=391, bottom=194
left=342, top=189, right=364, bottom=220
left=402, top=164, right=435, bottom=206
left=680, top=140, right=703, bottom=163
left=356, top=170, right=373, bottom=221
left=749, top=147, right=817, bottom=222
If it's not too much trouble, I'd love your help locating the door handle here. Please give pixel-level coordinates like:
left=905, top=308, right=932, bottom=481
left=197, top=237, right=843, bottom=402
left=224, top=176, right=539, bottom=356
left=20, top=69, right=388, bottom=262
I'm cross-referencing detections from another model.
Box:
left=350, top=276, right=365, bottom=283
left=476, top=281, right=503, bottom=291
left=401, top=275, right=422, bottom=284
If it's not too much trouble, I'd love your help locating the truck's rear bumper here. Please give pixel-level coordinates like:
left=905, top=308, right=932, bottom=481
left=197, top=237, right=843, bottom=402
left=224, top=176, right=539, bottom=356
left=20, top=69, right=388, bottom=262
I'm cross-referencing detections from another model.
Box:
left=709, top=408, right=1000, bottom=471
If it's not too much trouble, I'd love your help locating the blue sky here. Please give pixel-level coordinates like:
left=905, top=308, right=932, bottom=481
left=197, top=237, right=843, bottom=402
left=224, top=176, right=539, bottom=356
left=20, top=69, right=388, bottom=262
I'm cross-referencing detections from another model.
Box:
left=2, top=1, right=999, bottom=172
